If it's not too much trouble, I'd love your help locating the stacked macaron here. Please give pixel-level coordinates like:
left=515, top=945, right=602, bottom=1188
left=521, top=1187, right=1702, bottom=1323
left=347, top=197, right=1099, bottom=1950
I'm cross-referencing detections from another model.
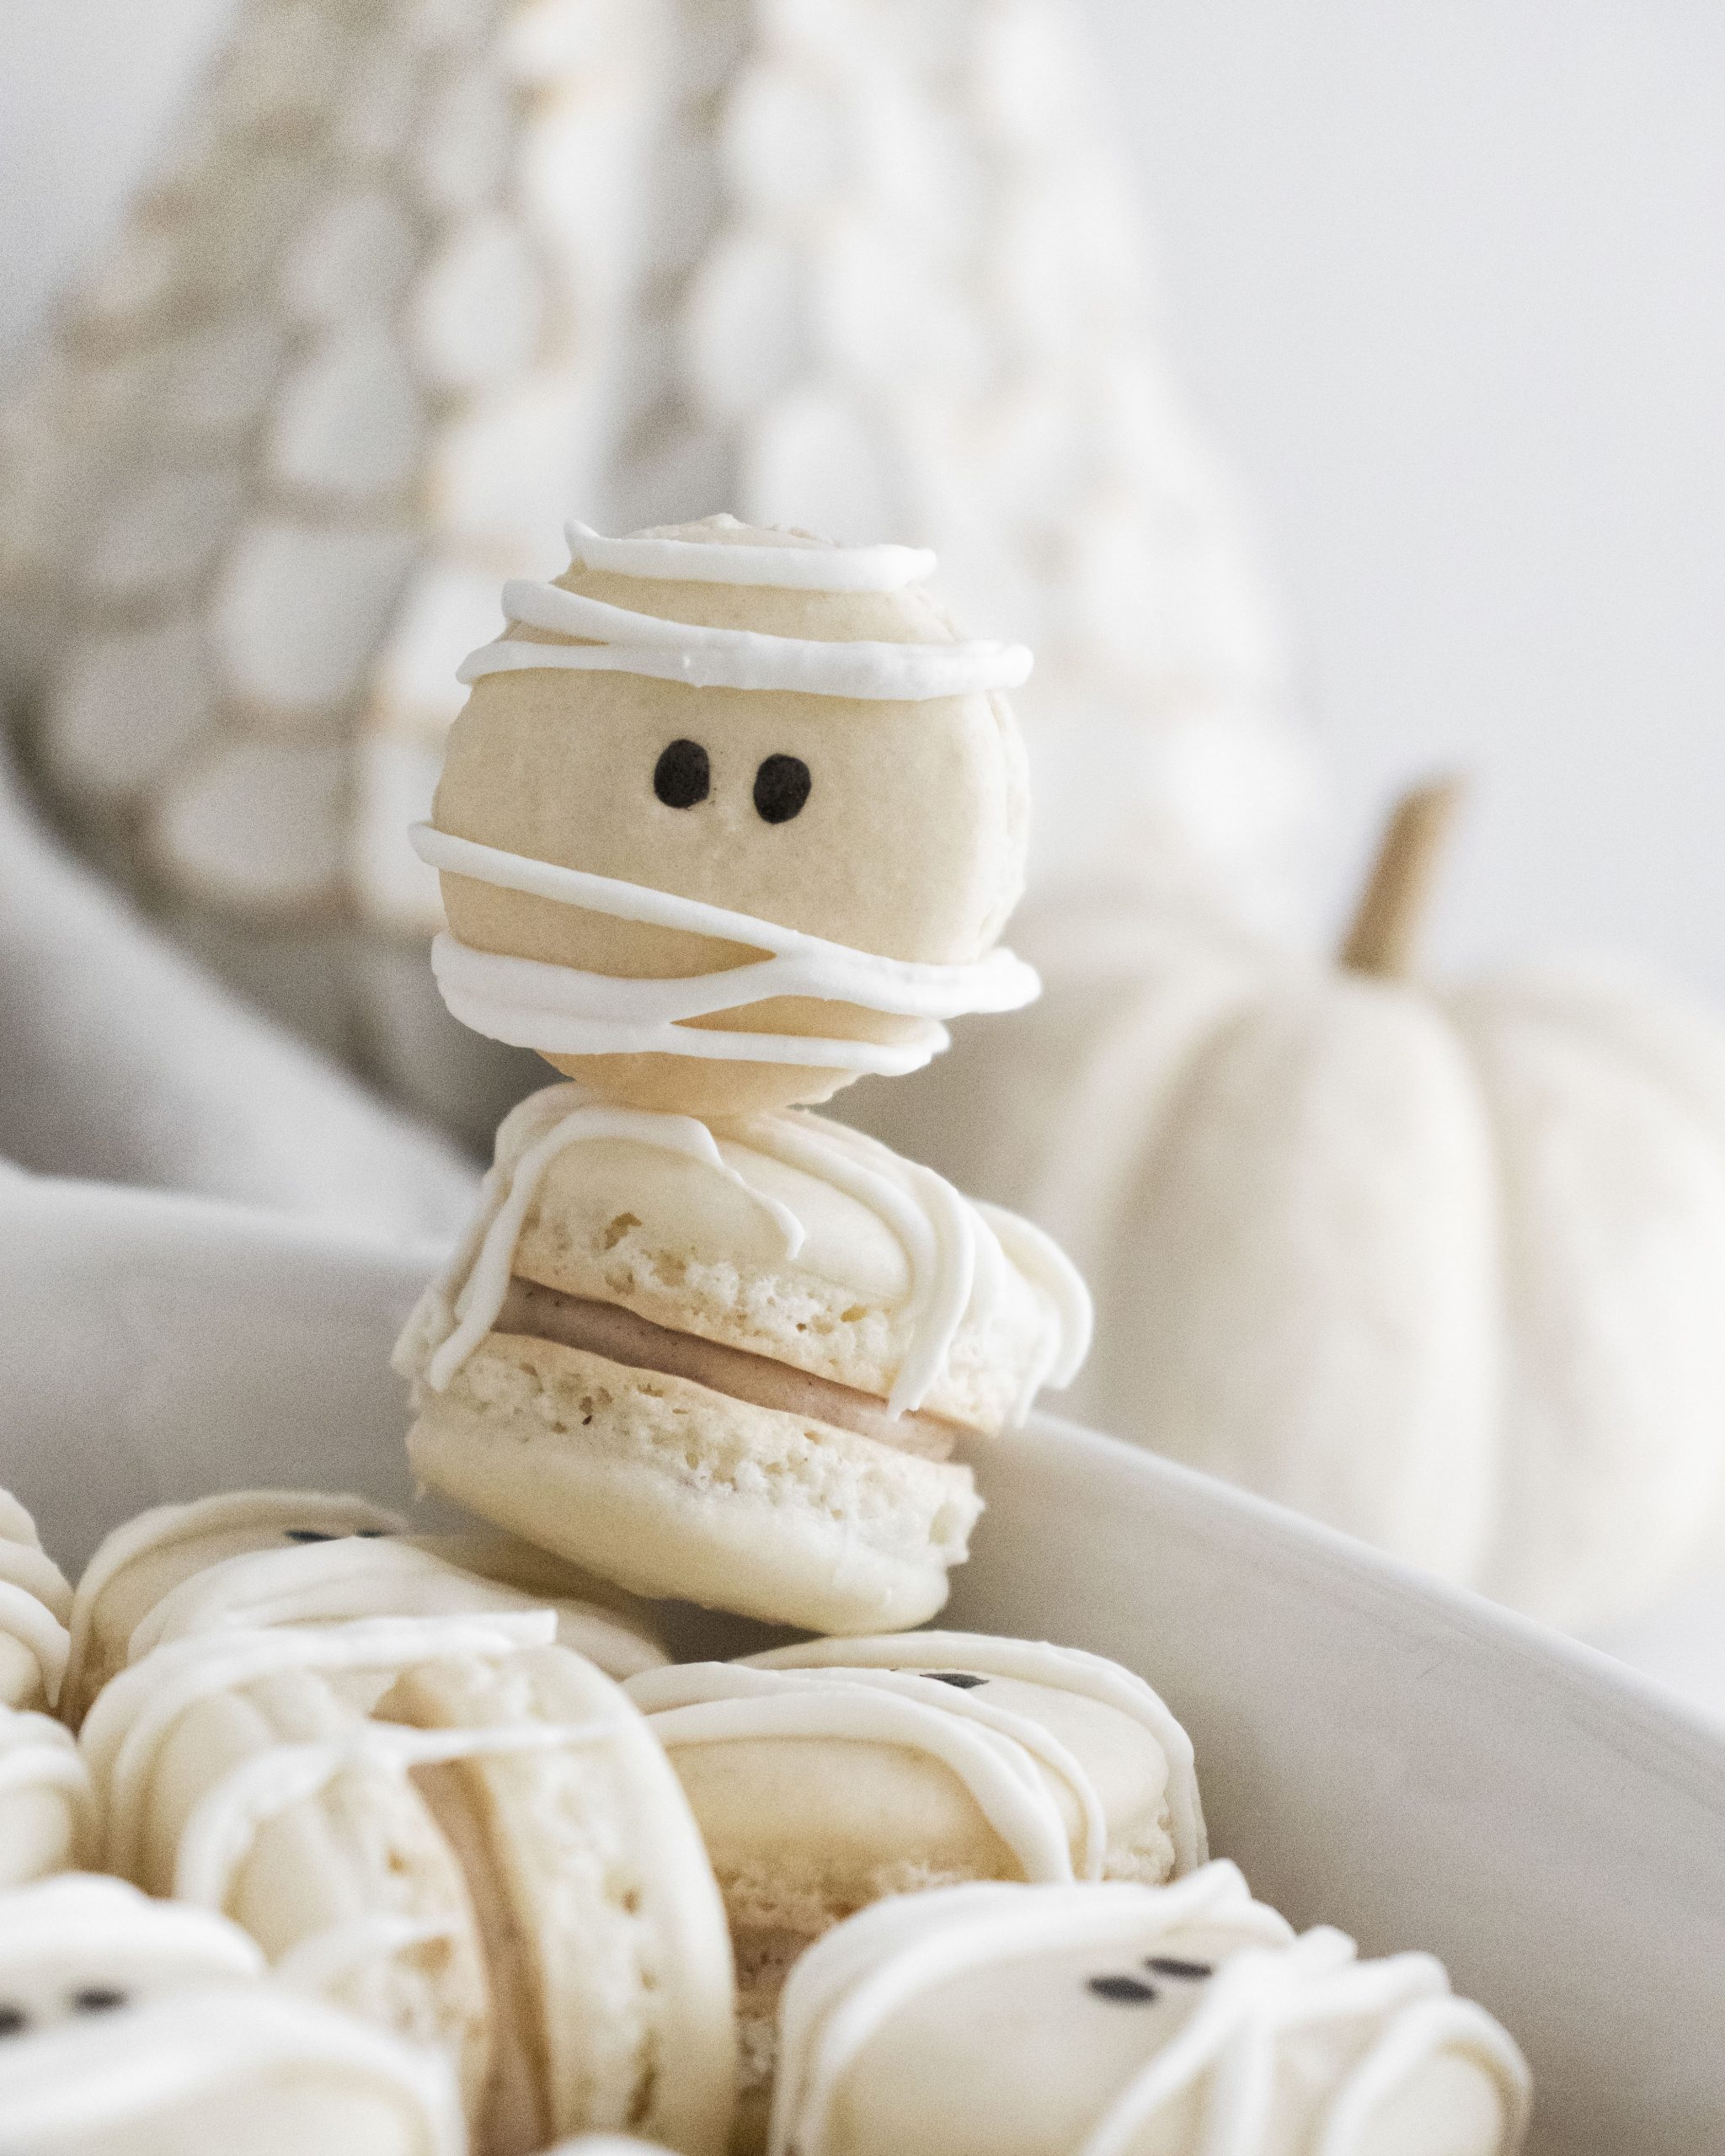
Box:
left=394, top=517, right=1087, bottom=1636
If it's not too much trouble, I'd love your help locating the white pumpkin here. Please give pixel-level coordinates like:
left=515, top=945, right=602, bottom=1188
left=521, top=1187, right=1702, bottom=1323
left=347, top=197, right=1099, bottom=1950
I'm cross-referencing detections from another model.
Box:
left=849, top=783, right=1725, bottom=1630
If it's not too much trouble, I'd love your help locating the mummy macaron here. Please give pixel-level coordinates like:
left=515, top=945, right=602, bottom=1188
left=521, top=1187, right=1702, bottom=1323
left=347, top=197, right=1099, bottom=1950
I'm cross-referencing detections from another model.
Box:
left=80, top=1615, right=734, bottom=2155
left=396, top=1084, right=1088, bottom=1630
left=0, top=1874, right=462, bottom=2155
left=374, top=1641, right=737, bottom=2155
left=64, top=1487, right=665, bottom=1721
left=770, top=1863, right=1533, bottom=2156
left=418, top=516, right=1036, bottom=1119
left=626, top=1632, right=1201, bottom=2133
left=78, top=1614, right=512, bottom=2116
left=0, top=1707, right=93, bottom=1885
left=0, top=1486, right=73, bottom=1713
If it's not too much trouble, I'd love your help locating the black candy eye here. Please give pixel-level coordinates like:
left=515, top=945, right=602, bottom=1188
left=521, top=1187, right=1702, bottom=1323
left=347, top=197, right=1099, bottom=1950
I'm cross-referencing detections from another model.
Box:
left=1147, top=1956, right=1212, bottom=1980
left=355, top=1529, right=387, bottom=1539
left=1088, top=1975, right=1158, bottom=2004
left=0, top=2004, right=25, bottom=2037
left=654, top=739, right=711, bottom=808
left=72, top=1988, right=127, bottom=2015
left=753, top=754, right=811, bottom=824
left=923, top=1672, right=987, bottom=1689
left=283, top=1529, right=334, bottom=1543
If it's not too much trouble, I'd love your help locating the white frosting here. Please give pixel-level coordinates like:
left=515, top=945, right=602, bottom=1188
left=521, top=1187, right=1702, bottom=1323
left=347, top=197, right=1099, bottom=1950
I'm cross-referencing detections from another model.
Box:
left=0, top=1709, right=93, bottom=1842
left=396, top=1081, right=1090, bottom=1421
left=771, top=1865, right=1532, bottom=2156
left=748, top=1633, right=1204, bottom=1876
left=396, top=1083, right=803, bottom=1393
left=175, top=1715, right=615, bottom=1914
left=124, top=1532, right=663, bottom=1678
left=628, top=1663, right=1097, bottom=1882
left=411, top=820, right=1039, bottom=1074
left=82, top=1612, right=557, bottom=1879
left=0, top=1871, right=264, bottom=1980
left=0, top=1981, right=465, bottom=2149
left=457, top=574, right=1029, bottom=702
left=564, top=519, right=937, bottom=592
left=70, top=1491, right=408, bottom=1693
left=0, top=1577, right=72, bottom=1706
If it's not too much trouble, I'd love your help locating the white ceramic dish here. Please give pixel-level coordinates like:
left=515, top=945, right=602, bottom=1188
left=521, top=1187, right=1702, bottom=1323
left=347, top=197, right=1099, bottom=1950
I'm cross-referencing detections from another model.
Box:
left=4, top=1171, right=1724, bottom=2153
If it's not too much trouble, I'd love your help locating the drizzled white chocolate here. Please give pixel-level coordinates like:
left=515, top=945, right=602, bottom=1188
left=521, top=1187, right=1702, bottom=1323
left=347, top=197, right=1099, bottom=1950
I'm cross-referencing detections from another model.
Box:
left=412, top=823, right=1039, bottom=1074
left=770, top=1865, right=1533, bottom=2156
left=394, top=1081, right=1090, bottom=1420
left=0, top=1534, right=73, bottom=1711
left=81, top=1612, right=558, bottom=1881
left=627, top=1663, right=1103, bottom=1883
left=563, top=519, right=937, bottom=591
left=746, top=1633, right=1203, bottom=1876
left=457, top=520, right=1028, bottom=702
left=0, top=1981, right=466, bottom=2151
left=122, top=1532, right=666, bottom=1680
left=0, top=1710, right=94, bottom=1875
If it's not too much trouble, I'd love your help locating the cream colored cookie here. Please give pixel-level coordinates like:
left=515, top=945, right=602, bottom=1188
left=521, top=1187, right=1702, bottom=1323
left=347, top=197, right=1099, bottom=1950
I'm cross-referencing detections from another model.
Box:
left=426, top=516, right=1033, bottom=1117
left=66, top=1488, right=666, bottom=1722
left=78, top=1614, right=552, bottom=2122
left=0, top=1707, right=93, bottom=1884
left=0, top=1979, right=464, bottom=2155
left=771, top=1865, right=1533, bottom=2156
left=627, top=1636, right=1203, bottom=2138
left=0, top=1489, right=73, bottom=1714
left=376, top=1642, right=737, bottom=2156
left=66, top=1489, right=407, bottom=1722
left=398, top=1087, right=1089, bottom=1632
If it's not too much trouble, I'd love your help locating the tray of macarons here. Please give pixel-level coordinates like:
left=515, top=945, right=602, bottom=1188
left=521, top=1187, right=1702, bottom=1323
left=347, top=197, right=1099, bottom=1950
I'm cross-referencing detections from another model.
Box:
left=2, top=520, right=1722, bottom=2156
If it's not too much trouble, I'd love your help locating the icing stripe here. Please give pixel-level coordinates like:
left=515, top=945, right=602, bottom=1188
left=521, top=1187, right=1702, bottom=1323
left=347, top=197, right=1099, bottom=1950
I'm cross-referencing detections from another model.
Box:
left=749, top=1632, right=1204, bottom=1876
left=457, top=578, right=1029, bottom=702
left=631, top=1663, right=1105, bottom=1881
left=82, top=1614, right=557, bottom=1878
left=395, top=1081, right=1087, bottom=1423
left=176, top=1718, right=615, bottom=1914
left=0, top=1872, right=266, bottom=1977
left=0, top=1580, right=70, bottom=1705
left=411, top=820, right=1039, bottom=1075
left=564, top=520, right=937, bottom=591
left=69, top=1491, right=407, bottom=1705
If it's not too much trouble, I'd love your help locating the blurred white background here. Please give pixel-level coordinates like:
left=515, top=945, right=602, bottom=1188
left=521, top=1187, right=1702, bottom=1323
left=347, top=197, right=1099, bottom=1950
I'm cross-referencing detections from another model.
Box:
left=3, top=0, right=1723, bottom=983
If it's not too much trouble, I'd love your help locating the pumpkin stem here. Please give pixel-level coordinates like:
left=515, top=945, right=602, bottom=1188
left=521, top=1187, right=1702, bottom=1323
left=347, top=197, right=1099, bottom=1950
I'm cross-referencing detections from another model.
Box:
left=1338, top=776, right=1467, bottom=979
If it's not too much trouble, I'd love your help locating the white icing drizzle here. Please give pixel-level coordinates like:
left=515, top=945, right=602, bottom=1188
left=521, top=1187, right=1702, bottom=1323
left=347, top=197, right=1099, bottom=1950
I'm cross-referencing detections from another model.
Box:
left=0, top=1578, right=70, bottom=1705
left=396, top=1083, right=804, bottom=1394
left=176, top=1716, right=615, bottom=1914
left=272, top=1913, right=462, bottom=1997
left=0, top=1535, right=72, bottom=1620
left=82, top=1612, right=557, bottom=1879
left=768, top=1867, right=1531, bottom=2156
left=125, top=1532, right=664, bottom=1678
left=396, top=1081, right=1090, bottom=1422
left=0, top=1981, right=466, bottom=2150
left=69, top=1489, right=407, bottom=1698
left=628, top=1663, right=1101, bottom=1881
left=457, top=576, right=1029, bottom=702
left=0, top=1870, right=265, bottom=1979
left=411, top=820, right=1039, bottom=1073
left=564, top=519, right=937, bottom=592
left=749, top=1632, right=1204, bottom=1876
left=0, top=1710, right=93, bottom=1849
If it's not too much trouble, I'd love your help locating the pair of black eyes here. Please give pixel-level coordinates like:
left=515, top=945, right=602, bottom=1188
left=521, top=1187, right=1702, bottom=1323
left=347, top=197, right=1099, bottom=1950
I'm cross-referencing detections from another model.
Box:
left=653, top=740, right=812, bottom=825
left=1087, top=1957, right=1215, bottom=2005
left=0, top=1988, right=128, bottom=2036
left=282, top=1529, right=388, bottom=1544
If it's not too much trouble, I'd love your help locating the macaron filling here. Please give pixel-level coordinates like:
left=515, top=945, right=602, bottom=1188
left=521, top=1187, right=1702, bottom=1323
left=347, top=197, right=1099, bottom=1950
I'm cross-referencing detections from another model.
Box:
left=494, top=1281, right=965, bottom=1460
